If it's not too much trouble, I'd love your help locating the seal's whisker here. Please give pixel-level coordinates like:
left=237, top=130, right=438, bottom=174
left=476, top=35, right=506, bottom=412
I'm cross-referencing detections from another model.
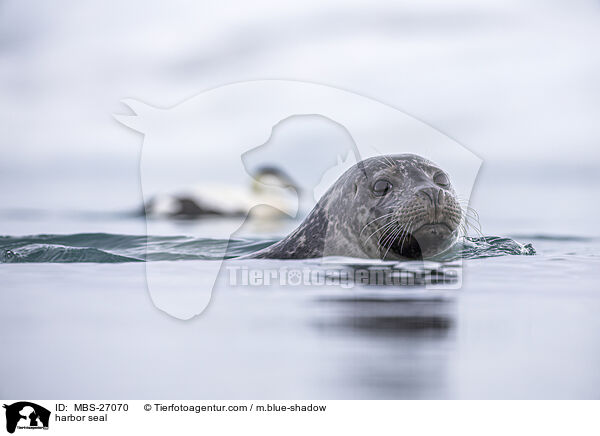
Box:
left=362, top=221, right=397, bottom=246
left=457, top=200, right=479, bottom=212
left=458, top=222, right=468, bottom=238
left=379, top=218, right=406, bottom=258
left=464, top=209, right=482, bottom=231
left=359, top=212, right=396, bottom=236
left=458, top=203, right=482, bottom=222
left=381, top=154, right=396, bottom=169
left=364, top=219, right=397, bottom=244
left=381, top=224, right=404, bottom=259
left=382, top=222, right=403, bottom=247
left=368, top=219, right=397, bottom=241
left=462, top=221, right=470, bottom=234
left=377, top=221, right=400, bottom=249
left=385, top=220, right=408, bottom=253
left=379, top=219, right=408, bottom=254
left=370, top=146, right=395, bottom=169
left=461, top=212, right=483, bottom=238
left=361, top=213, right=396, bottom=232
left=464, top=212, right=480, bottom=227
left=467, top=221, right=484, bottom=238
left=460, top=216, right=472, bottom=236
left=399, top=218, right=415, bottom=256
left=457, top=201, right=483, bottom=238
left=467, top=208, right=481, bottom=223
left=459, top=203, right=479, bottom=215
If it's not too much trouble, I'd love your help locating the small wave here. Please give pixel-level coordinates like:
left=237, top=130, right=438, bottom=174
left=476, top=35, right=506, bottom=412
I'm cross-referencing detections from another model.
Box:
left=447, top=236, right=536, bottom=260
left=0, top=233, right=276, bottom=264
left=0, top=233, right=534, bottom=264
left=0, top=244, right=141, bottom=263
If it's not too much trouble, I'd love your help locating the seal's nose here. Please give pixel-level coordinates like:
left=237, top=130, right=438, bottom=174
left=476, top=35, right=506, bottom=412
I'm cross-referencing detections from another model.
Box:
left=418, top=187, right=445, bottom=222
left=419, top=187, right=443, bottom=207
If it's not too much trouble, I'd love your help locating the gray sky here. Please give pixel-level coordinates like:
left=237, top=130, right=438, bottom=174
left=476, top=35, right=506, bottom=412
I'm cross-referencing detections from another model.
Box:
left=1, top=0, right=599, bottom=210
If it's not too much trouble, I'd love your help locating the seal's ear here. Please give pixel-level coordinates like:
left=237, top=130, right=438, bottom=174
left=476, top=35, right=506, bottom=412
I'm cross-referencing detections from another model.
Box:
left=113, top=99, right=159, bottom=133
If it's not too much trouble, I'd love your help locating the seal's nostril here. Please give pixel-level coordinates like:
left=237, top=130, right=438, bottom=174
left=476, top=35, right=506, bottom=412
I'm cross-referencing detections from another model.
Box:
left=420, top=189, right=434, bottom=204
left=419, top=187, right=441, bottom=206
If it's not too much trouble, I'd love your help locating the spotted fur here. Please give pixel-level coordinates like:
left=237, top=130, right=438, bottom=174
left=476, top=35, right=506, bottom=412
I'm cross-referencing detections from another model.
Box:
left=247, top=154, right=463, bottom=260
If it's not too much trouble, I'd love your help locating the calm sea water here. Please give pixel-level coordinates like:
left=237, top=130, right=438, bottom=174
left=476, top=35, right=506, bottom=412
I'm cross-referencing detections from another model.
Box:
left=1, top=196, right=599, bottom=399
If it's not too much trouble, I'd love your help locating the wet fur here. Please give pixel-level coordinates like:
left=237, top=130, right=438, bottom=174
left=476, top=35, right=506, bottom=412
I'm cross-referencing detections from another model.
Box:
left=247, top=154, right=463, bottom=260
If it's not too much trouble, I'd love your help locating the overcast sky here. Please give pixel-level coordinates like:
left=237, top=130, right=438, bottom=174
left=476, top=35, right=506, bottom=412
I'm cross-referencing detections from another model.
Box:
left=1, top=0, right=599, bottom=210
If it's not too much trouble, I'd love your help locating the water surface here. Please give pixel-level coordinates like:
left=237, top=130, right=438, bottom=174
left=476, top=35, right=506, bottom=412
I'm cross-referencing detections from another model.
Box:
left=1, top=211, right=599, bottom=399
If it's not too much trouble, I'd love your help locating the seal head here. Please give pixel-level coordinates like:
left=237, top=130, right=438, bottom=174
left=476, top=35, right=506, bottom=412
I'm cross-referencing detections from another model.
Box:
left=248, top=154, right=463, bottom=260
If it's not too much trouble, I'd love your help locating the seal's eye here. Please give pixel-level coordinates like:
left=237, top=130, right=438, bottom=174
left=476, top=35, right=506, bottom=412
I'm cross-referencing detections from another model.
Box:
left=434, top=172, right=449, bottom=187
left=373, top=179, right=392, bottom=196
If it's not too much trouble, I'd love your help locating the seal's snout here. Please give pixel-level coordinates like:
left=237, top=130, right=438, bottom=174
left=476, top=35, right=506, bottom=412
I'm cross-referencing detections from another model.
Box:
left=417, top=186, right=446, bottom=222
left=418, top=187, right=441, bottom=205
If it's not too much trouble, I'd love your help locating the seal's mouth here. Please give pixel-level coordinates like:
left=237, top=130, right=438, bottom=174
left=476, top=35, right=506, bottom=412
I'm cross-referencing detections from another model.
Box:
left=381, top=222, right=456, bottom=260
left=382, top=233, right=421, bottom=259
left=413, top=222, right=453, bottom=236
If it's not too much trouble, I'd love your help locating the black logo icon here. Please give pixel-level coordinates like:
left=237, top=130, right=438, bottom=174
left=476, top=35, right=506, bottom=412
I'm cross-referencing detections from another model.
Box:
left=3, top=402, right=50, bottom=434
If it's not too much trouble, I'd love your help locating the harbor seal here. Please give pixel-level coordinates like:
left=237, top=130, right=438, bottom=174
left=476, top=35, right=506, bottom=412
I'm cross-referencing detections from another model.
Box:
left=247, top=154, right=463, bottom=260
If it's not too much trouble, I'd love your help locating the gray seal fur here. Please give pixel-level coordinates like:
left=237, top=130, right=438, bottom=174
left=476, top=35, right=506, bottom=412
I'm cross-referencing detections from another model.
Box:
left=247, top=154, right=463, bottom=260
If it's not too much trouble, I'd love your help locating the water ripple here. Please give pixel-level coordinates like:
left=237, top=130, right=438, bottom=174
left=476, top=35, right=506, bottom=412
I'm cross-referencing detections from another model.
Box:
left=0, top=233, right=534, bottom=264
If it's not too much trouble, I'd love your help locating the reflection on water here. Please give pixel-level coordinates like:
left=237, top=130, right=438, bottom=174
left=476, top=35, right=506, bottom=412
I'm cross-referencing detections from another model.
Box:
left=317, top=296, right=453, bottom=335
left=311, top=291, right=455, bottom=398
